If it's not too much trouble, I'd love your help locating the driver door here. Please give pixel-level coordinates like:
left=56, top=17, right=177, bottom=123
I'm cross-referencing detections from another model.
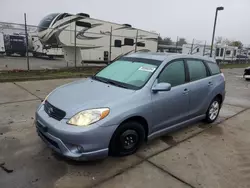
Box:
left=151, top=60, right=190, bottom=132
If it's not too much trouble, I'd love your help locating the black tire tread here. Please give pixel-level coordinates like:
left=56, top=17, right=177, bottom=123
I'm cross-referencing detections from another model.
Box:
left=109, top=121, right=145, bottom=157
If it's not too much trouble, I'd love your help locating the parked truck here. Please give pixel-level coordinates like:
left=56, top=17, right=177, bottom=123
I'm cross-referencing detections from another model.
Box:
left=4, top=34, right=26, bottom=56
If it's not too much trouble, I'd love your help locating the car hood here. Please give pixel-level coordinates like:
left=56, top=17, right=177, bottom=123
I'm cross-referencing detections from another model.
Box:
left=47, top=78, right=135, bottom=118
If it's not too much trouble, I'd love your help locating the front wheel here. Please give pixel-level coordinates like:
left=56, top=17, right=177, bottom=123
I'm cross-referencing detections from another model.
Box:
left=109, top=121, right=145, bottom=157
left=205, top=97, right=221, bottom=123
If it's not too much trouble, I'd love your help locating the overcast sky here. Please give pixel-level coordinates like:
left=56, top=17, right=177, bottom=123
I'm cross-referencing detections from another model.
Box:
left=1, top=0, right=250, bottom=44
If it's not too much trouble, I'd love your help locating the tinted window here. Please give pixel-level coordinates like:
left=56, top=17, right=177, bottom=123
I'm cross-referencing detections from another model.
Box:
left=158, top=60, right=185, bottom=87
left=226, top=50, right=231, bottom=55
left=187, top=60, right=207, bottom=81
left=216, top=48, right=220, bottom=56
left=220, top=48, right=224, bottom=57
left=207, top=62, right=220, bottom=75
left=124, top=38, right=134, bottom=46
left=38, top=13, right=59, bottom=32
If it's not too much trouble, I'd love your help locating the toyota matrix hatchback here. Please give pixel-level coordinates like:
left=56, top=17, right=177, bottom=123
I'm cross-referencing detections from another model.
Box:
left=35, top=53, right=225, bottom=160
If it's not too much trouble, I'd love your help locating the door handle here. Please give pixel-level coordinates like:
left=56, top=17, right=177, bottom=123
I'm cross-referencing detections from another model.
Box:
left=208, top=82, right=213, bottom=86
left=183, top=88, right=189, bottom=94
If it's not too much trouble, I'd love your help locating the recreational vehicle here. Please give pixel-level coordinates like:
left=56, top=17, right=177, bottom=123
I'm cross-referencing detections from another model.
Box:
left=37, top=13, right=158, bottom=64
left=31, top=36, right=63, bottom=59
left=182, top=43, right=239, bottom=62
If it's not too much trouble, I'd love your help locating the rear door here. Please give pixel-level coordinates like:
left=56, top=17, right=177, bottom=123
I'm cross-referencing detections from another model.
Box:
left=186, top=59, right=213, bottom=118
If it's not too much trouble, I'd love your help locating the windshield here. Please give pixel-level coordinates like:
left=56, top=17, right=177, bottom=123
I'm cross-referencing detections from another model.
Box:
left=38, top=13, right=59, bottom=32
left=95, top=57, right=161, bottom=90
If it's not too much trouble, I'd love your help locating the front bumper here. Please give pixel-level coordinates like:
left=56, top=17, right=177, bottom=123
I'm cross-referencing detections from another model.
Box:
left=243, top=74, right=250, bottom=79
left=35, top=105, right=117, bottom=161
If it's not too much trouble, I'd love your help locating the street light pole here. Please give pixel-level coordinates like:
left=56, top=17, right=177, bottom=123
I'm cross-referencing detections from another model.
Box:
left=210, top=6, right=224, bottom=57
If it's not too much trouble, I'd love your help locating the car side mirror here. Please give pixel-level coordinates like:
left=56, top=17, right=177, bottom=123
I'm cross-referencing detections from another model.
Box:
left=152, top=83, right=171, bottom=93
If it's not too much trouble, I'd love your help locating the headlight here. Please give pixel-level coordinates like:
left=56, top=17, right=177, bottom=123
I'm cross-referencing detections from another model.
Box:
left=67, top=108, right=110, bottom=126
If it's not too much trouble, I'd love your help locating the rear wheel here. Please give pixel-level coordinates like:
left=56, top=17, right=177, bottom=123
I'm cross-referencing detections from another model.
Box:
left=109, top=121, right=145, bottom=157
left=205, top=97, right=221, bottom=123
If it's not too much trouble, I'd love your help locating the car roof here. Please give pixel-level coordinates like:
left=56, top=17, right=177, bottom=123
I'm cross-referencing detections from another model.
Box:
left=125, top=52, right=216, bottom=63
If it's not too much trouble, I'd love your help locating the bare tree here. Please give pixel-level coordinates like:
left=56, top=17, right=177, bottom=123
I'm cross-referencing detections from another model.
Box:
left=177, top=38, right=187, bottom=46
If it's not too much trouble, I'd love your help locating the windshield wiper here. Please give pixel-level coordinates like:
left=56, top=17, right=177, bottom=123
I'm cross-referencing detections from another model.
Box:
left=106, top=80, right=128, bottom=89
left=92, top=76, right=128, bottom=89
left=91, top=76, right=108, bottom=84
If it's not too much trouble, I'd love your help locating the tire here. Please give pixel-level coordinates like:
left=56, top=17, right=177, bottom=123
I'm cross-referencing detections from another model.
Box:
left=205, top=97, right=221, bottom=123
left=109, top=121, right=145, bottom=157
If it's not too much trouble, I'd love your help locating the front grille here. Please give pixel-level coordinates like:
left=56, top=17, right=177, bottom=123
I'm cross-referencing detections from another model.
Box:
left=44, top=100, right=66, bottom=121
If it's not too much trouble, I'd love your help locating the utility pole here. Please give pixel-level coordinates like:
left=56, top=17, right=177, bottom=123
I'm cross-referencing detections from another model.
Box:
left=210, top=6, right=224, bottom=57
left=74, top=22, right=77, bottom=68
left=109, top=26, right=112, bottom=64
left=203, top=41, right=206, bottom=56
left=135, top=30, right=138, bottom=52
left=190, top=39, right=194, bottom=55
left=176, top=36, right=179, bottom=53
left=24, top=13, right=30, bottom=70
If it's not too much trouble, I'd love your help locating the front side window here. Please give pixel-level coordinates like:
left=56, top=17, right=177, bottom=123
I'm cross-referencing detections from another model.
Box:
left=158, top=60, right=185, bottom=87
left=95, top=58, right=160, bottom=89
left=187, top=60, right=207, bottom=81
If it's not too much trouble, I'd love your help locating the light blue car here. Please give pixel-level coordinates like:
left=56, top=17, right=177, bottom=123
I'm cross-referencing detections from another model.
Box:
left=35, top=53, right=225, bottom=160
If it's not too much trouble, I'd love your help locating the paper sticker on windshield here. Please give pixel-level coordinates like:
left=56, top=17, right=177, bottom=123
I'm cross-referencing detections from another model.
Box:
left=138, top=66, right=156, bottom=72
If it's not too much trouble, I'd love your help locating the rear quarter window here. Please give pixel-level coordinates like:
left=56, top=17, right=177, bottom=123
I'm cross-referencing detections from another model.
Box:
left=207, top=62, right=221, bottom=75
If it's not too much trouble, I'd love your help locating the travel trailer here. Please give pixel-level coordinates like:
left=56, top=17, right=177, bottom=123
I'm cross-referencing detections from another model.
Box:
left=37, top=13, right=158, bottom=64
left=31, top=36, right=63, bottom=59
left=182, top=43, right=239, bottom=62
left=0, top=33, right=5, bottom=54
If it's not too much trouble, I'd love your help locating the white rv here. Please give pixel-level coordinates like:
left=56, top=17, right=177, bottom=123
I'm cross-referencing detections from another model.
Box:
left=31, top=36, right=63, bottom=59
left=182, top=44, right=238, bottom=62
left=37, top=13, right=158, bottom=64
left=0, top=33, right=5, bottom=54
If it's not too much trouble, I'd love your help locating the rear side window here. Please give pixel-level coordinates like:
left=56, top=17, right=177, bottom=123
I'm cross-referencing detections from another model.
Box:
left=207, top=62, right=220, bottom=75
left=187, top=60, right=207, bottom=81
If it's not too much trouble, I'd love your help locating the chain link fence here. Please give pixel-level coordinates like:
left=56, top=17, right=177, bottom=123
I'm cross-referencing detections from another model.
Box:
left=1, top=17, right=250, bottom=71
left=0, top=16, right=150, bottom=71
left=158, top=37, right=250, bottom=64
